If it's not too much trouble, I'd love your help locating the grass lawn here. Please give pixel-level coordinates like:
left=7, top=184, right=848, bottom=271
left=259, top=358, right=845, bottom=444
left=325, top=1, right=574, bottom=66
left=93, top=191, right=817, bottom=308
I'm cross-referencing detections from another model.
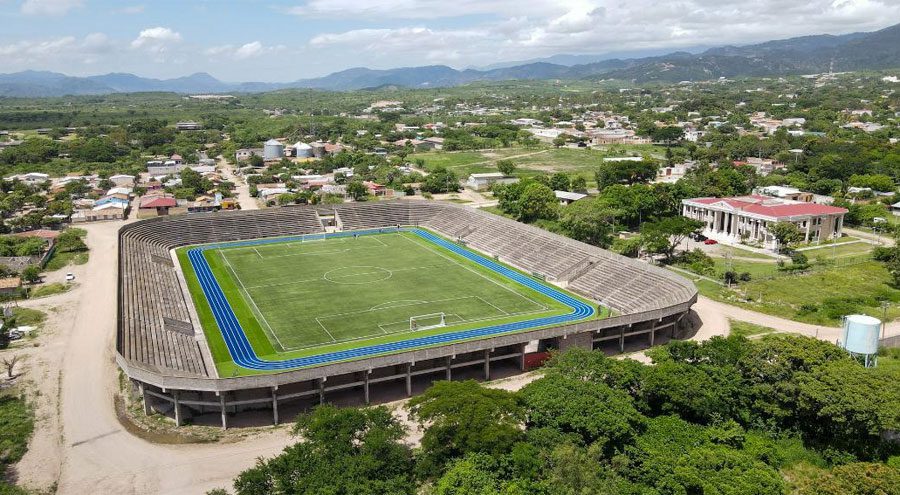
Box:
left=716, top=246, right=775, bottom=260
left=27, top=282, right=71, bottom=299
left=409, top=144, right=669, bottom=183
left=728, top=319, right=776, bottom=338
left=699, top=260, right=900, bottom=326
left=43, top=250, right=88, bottom=272
left=798, top=241, right=874, bottom=259
left=178, top=230, right=601, bottom=376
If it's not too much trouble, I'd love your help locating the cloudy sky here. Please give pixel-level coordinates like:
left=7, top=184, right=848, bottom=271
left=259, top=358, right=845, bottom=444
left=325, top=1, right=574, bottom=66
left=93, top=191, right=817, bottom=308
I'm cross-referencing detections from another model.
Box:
left=1, top=0, right=898, bottom=81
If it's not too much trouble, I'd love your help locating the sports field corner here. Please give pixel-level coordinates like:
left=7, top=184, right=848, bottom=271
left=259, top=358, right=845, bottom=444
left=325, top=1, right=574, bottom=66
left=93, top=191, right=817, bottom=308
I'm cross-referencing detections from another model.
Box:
left=176, top=227, right=605, bottom=376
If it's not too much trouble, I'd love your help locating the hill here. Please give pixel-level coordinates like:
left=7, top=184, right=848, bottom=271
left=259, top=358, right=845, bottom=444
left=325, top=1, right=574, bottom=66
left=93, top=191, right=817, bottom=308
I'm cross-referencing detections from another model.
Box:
left=0, top=23, right=897, bottom=96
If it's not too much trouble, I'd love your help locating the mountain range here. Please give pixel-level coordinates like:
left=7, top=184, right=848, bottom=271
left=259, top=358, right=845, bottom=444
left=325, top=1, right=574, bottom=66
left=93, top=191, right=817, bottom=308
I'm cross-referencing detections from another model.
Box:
left=1, top=23, right=898, bottom=98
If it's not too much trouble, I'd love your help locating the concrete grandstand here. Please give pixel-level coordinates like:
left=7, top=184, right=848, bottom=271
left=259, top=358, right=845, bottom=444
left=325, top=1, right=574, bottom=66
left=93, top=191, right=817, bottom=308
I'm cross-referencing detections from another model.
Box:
left=117, top=201, right=698, bottom=427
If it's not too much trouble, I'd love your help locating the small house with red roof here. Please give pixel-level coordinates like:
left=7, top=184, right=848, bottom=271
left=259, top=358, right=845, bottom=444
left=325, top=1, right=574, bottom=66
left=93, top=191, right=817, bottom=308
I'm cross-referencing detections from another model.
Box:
left=139, top=194, right=178, bottom=216
left=682, top=195, right=847, bottom=250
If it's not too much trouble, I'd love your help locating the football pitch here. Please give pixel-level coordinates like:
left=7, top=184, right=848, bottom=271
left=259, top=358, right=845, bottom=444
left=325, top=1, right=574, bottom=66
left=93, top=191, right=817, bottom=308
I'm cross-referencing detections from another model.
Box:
left=178, top=228, right=599, bottom=375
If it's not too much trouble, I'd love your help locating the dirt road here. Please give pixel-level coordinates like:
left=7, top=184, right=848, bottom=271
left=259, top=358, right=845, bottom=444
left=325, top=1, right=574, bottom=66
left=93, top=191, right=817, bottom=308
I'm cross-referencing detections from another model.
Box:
left=217, top=156, right=258, bottom=211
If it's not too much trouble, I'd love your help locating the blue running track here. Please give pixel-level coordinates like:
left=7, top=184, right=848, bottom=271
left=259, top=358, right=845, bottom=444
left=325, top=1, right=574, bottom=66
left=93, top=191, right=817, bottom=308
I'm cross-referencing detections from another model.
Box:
left=186, top=228, right=596, bottom=371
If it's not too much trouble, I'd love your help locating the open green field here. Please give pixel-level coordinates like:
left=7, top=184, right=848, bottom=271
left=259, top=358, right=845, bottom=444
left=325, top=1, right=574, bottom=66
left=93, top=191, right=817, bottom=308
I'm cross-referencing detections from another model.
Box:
left=408, top=144, right=664, bottom=180
left=178, top=230, right=601, bottom=376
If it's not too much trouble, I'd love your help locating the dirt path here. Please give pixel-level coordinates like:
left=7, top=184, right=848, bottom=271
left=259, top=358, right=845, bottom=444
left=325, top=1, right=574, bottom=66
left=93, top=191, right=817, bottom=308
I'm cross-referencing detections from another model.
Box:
left=217, top=156, right=258, bottom=211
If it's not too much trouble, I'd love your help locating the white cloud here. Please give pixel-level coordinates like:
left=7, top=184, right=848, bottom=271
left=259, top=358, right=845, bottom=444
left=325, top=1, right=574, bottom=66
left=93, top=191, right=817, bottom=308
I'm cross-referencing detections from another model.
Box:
left=0, top=33, right=113, bottom=63
left=302, top=0, right=900, bottom=69
left=117, top=4, right=145, bottom=14
left=130, top=26, right=182, bottom=60
left=20, top=0, right=83, bottom=16
left=205, top=41, right=284, bottom=60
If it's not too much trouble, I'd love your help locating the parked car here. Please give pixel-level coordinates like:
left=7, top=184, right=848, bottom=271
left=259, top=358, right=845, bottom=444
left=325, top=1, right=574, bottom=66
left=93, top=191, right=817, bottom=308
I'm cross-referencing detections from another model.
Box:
left=703, top=239, right=718, bottom=245
left=65, top=273, right=75, bottom=281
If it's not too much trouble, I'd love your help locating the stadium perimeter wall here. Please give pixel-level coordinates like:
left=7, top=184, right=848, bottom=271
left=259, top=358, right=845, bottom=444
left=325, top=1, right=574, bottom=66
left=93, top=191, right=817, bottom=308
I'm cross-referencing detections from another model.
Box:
left=116, top=201, right=698, bottom=428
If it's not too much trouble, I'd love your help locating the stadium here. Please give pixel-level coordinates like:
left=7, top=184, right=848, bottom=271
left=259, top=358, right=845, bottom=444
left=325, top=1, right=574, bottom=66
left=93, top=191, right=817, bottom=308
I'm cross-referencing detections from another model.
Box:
left=117, top=201, right=698, bottom=427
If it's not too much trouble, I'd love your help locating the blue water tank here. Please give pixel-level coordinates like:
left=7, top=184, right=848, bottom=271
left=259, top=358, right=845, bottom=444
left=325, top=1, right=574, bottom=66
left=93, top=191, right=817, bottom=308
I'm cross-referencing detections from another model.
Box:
left=842, top=314, right=880, bottom=355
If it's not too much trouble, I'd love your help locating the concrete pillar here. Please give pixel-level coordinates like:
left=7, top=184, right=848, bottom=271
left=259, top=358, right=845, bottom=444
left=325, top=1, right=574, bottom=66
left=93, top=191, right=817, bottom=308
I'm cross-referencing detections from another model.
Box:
left=406, top=363, right=413, bottom=397
left=363, top=371, right=370, bottom=405
left=649, top=319, right=657, bottom=346
left=318, top=378, right=325, bottom=405
left=558, top=332, right=593, bottom=351
left=519, top=343, right=527, bottom=371
left=139, top=382, right=152, bottom=416
left=619, top=326, right=626, bottom=353
left=272, top=388, right=279, bottom=425
left=173, top=391, right=182, bottom=427
left=220, top=394, right=228, bottom=430
left=445, top=356, right=452, bottom=381
left=483, top=350, right=491, bottom=381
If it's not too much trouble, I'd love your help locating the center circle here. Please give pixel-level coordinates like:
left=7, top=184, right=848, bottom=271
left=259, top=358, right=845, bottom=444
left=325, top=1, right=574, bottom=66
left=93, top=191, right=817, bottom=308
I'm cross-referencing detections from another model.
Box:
left=323, top=266, right=392, bottom=285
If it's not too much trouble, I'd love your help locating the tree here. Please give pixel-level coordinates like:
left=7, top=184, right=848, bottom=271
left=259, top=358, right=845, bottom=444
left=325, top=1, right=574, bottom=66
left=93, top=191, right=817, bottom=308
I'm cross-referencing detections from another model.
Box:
left=798, top=463, right=900, bottom=495
left=421, top=167, right=460, bottom=194
left=434, top=454, right=502, bottom=495
left=550, top=172, right=571, bottom=192
left=496, top=159, right=517, bottom=177
left=559, top=199, right=616, bottom=248
left=639, top=217, right=704, bottom=260
left=795, top=360, right=900, bottom=457
left=2, top=355, right=20, bottom=379
left=519, top=374, right=645, bottom=453
left=347, top=181, right=369, bottom=201
left=20, top=265, right=40, bottom=284
left=571, top=175, right=588, bottom=192
left=770, top=222, right=803, bottom=252
left=233, top=405, right=414, bottom=495
left=594, top=160, right=658, bottom=190
left=518, top=182, right=558, bottom=222
left=407, top=380, right=524, bottom=475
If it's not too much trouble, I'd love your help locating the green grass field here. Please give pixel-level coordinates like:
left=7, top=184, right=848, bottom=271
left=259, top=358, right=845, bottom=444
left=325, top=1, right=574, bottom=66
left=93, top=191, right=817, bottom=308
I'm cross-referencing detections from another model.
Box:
left=178, top=230, right=601, bottom=376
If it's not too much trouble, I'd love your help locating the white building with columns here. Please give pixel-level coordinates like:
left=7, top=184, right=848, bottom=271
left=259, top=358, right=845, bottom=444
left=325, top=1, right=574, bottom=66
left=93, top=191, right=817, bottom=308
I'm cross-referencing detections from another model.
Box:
left=682, top=195, right=847, bottom=250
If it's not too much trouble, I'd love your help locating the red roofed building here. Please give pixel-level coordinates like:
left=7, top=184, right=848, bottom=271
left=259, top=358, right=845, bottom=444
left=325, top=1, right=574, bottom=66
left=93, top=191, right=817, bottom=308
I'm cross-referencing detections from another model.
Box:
left=682, top=195, right=847, bottom=250
left=139, top=194, right=178, bottom=215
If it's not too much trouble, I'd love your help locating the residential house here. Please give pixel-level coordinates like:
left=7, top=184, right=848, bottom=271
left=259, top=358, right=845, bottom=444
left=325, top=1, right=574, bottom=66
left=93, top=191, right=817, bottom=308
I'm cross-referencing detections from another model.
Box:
left=466, top=172, right=518, bottom=192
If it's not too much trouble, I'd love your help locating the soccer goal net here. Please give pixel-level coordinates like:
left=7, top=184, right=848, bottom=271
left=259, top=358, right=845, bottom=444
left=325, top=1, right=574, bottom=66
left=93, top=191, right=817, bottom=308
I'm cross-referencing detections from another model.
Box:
left=410, top=313, right=446, bottom=331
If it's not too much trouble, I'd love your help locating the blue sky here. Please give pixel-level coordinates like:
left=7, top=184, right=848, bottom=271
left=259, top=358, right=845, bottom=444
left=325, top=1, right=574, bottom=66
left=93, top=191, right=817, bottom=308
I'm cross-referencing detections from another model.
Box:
left=1, top=0, right=899, bottom=81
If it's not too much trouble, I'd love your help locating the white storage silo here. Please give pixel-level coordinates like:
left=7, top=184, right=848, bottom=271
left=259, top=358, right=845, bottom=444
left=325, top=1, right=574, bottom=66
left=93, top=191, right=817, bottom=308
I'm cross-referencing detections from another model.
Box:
left=294, top=142, right=313, bottom=158
left=263, top=139, right=285, bottom=161
left=841, top=314, right=881, bottom=367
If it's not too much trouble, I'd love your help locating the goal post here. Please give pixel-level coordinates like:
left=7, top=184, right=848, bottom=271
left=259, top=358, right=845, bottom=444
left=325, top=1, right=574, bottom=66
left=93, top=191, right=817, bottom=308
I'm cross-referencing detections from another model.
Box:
left=410, top=313, right=446, bottom=331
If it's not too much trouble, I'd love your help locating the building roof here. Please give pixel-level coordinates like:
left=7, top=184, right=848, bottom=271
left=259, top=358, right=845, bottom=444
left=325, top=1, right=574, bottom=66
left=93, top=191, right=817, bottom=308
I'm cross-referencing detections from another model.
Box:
left=469, top=172, right=505, bottom=179
left=687, top=195, right=848, bottom=219
left=0, top=277, right=22, bottom=290
left=555, top=191, right=588, bottom=202
left=140, top=196, right=177, bottom=208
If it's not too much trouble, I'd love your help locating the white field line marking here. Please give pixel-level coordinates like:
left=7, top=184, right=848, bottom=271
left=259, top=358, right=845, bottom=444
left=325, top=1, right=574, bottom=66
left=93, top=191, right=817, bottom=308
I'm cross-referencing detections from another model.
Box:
left=253, top=248, right=262, bottom=259
left=476, top=295, right=509, bottom=315
left=218, top=249, right=290, bottom=352
left=244, top=265, right=440, bottom=290
left=369, top=299, right=428, bottom=310
left=397, top=233, right=548, bottom=311
left=316, top=295, right=477, bottom=320
left=314, top=317, right=338, bottom=343
left=282, top=305, right=550, bottom=352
